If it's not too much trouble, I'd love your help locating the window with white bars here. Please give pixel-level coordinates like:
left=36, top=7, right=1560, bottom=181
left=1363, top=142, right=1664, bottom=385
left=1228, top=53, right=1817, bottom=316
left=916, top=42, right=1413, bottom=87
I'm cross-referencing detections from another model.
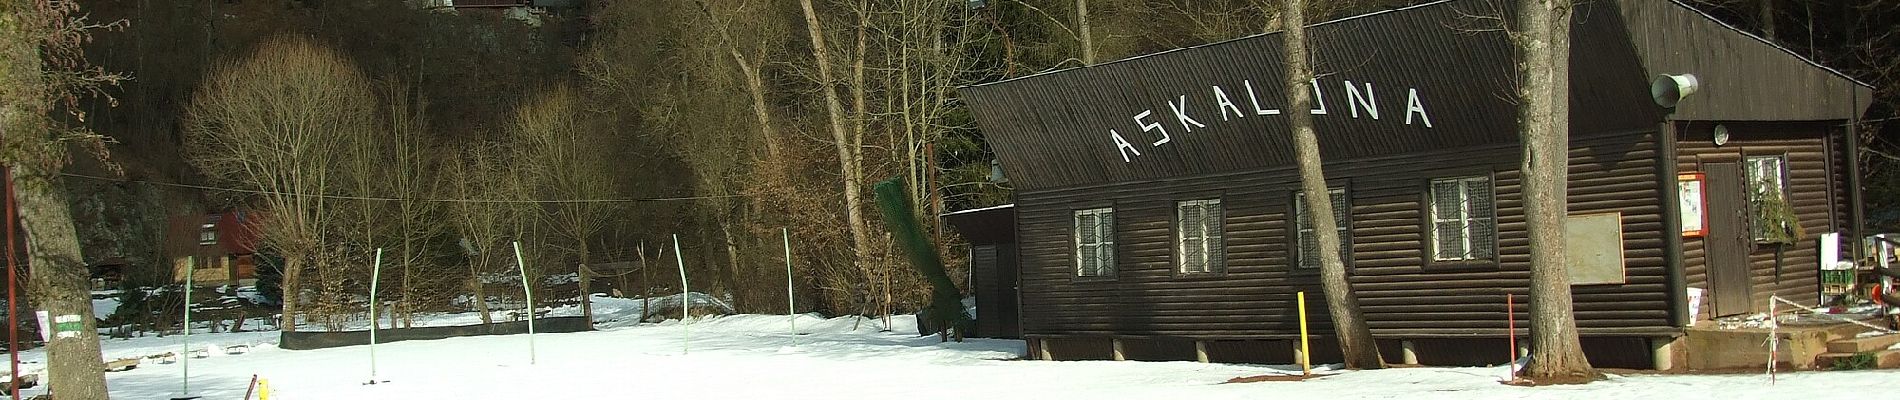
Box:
left=1295, top=188, right=1349, bottom=269
left=1177, top=199, right=1224, bottom=274
left=1428, top=176, right=1495, bottom=261
left=199, top=223, right=218, bottom=245
left=1743, top=155, right=1789, bottom=241
left=1073, top=208, right=1116, bottom=277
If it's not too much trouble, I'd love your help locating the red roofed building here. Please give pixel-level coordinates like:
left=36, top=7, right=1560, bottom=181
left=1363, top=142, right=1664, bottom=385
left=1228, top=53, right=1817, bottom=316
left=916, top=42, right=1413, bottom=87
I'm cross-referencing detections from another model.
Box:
left=167, top=210, right=264, bottom=285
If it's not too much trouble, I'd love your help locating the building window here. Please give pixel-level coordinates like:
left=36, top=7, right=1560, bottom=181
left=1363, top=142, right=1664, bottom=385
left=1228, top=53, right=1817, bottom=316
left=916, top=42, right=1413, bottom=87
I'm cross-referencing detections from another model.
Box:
left=199, top=223, right=218, bottom=245
left=1429, top=176, right=1495, bottom=261
left=1177, top=199, right=1224, bottom=274
left=1744, top=155, right=1795, bottom=243
left=1295, top=188, right=1349, bottom=269
left=1073, top=207, right=1116, bottom=277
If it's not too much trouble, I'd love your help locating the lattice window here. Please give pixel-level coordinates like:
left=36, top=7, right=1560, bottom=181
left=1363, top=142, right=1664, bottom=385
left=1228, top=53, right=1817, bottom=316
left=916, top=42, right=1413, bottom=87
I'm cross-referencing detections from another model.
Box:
left=1177, top=199, right=1225, bottom=273
left=1744, top=155, right=1793, bottom=243
left=1074, top=208, right=1116, bottom=277
left=1429, top=176, right=1495, bottom=261
left=1295, top=188, right=1350, bottom=269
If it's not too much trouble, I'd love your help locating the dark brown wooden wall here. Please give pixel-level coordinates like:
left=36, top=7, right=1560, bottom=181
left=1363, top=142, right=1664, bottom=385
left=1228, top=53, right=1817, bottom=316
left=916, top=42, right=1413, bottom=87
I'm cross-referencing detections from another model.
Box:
left=970, top=244, right=1022, bottom=338
left=1013, top=130, right=1674, bottom=339
left=1677, top=122, right=1843, bottom=320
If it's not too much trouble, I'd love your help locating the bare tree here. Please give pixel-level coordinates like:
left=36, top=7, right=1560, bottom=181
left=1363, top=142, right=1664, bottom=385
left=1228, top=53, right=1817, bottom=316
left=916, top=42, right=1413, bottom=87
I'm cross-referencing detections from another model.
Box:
left=511, top=85, right=620, bottom=321
left=379, top=79, right=441, bottom=328
left=1514, top=0, right=1596, bottom=383
left=1280, top=0, right=1383, bottom=370
left=799, top=0, right=878, bottom=307
left=184, top=36, right=378, bottom=332
left=444, top=140, right=516, bottom=325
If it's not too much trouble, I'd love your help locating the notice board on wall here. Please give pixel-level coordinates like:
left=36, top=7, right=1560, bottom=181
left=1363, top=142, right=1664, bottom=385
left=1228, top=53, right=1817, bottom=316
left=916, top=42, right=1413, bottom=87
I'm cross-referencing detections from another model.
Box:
left=1565, top=212, right=1626, bottom=285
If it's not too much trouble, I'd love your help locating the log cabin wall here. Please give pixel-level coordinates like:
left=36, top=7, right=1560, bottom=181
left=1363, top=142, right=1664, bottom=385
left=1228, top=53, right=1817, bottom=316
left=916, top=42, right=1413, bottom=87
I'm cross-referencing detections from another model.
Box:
left=952, top=0, right=1873, bottom=366
left=1012, top=129, right=1674, bottom=340
left=1676, top=121, right=1846, bottom=320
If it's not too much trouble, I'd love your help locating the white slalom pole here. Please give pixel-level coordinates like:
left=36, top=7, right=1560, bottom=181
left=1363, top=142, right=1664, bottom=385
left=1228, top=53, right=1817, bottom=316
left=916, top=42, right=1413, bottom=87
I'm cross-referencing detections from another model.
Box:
left=783, top=227, right=795, bottom=337
left=368, top=248, right=383, bottom=383
left=1767, top=296, right=1778, bottom=385
left=673, top=234, right=689, bottom=354
left=182, top=255, right=193, bottom=396
left=513, top=241, right=536, bottom=365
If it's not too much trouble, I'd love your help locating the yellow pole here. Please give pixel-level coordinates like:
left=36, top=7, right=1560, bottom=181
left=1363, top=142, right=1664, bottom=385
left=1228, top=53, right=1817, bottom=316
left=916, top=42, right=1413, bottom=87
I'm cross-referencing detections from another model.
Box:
left=1298, top=291, right=1311, bottom=376
left=258, top=378, right=270, bottom=400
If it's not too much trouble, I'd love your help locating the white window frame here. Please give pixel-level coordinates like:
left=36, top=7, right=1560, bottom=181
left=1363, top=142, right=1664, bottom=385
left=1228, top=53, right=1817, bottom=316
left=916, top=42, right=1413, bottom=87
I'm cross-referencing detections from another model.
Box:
left=1429, top=176, right=1495, bottom=261
left=1743, top=155, right=1789, bottom=241
left=1176, top=199, right=1224, bottom=274
left=1295, top=188, right=1349, bottom=269
left=199, top=223, right=218, bottom=245
left=1073, top=207, right=1116, bottom=277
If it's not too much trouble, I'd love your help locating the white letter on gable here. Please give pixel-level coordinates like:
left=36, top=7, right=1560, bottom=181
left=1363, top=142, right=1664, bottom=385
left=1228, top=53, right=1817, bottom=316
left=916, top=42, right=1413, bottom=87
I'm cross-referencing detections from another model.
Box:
left=1309, top=78, right=1329, bottom=115
left=1167, top=95, right=1207, bottom=132
left=1136, top=110, right=1170, bottom=146
left=1213, top=85, right=1245, bottom=121
left=1243, top=79, right=1282, bottom=115
left=1405, top=88, right=1433, bottom=128
left=1344, top=80, right=1379, bottom=119
left=1111, top=129, right=1143, bottom=162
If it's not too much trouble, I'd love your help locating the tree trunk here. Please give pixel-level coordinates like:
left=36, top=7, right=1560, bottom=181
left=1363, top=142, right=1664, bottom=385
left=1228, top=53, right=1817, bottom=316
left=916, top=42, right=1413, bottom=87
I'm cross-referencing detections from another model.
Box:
left=721, top=222, right=743, bottom=311
left=639, top=244, right=652, bottom=321
left=798, top=0, right=876, bottom=304
left=9, top=165, right=110, bottom=399
left=580, top=239, right=592, bottom=322
left=472, top=271, right=493, bottom=325
left=0, top=6, right=111, bottom=397
left=734, top=49, right=780, bottom=160
left=1077, top=0, right=1095, bottom=64
left=1281, top=0, right=1384, bottom=370
left=280, top=256, right=301, bottom=332
left=1516, top=0, right=1596, bottom=383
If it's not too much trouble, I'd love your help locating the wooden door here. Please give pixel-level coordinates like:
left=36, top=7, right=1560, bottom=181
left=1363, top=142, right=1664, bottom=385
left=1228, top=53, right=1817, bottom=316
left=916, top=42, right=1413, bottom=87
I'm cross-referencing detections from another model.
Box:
left=971, top=244, right=1023, bottom=339
left=1705, top=163, right=1754, bottom=317
left=996, top=243, right=1022, bottom=339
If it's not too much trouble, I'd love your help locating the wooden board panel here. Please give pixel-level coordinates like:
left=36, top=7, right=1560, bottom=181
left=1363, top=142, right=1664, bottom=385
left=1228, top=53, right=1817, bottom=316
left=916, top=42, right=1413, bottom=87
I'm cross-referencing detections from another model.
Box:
left=1011, top=131, right=1672, bottom=338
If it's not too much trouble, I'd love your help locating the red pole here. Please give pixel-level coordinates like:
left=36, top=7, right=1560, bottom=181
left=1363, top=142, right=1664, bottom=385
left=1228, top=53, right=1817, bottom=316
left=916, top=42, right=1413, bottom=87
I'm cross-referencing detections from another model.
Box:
left=6, top=164, right=18, bottom=399
left=1506, top=293, right=1516, bottom=377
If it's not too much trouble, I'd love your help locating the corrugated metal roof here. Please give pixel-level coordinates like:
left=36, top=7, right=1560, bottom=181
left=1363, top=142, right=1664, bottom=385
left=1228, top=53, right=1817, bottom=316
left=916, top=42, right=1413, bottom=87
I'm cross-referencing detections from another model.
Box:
left=958, top=0, right=1865, bottom=191
left=960, top=0, right=1660, bottom=191
left=1619, top=0, right=1873, bottom=121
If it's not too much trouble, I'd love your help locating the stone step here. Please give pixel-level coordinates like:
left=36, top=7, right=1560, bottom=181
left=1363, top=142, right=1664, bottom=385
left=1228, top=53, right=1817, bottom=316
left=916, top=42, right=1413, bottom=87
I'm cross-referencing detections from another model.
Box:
left=1816, top=349, right=1900, bottom=369
left=1828, top=333, right=1900, bottom=353
left=1820, top=322, right=1876, bottom=342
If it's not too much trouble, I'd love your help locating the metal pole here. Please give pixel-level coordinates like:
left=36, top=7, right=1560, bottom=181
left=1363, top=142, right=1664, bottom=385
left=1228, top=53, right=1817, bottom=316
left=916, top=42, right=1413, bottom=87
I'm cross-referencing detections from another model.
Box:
left=1297, top=291, right=1310, bottom=376
left=183, top=255, right=194, bottom=395
left=672, top=234, right=689, bottom=353
left=368, top=248, right=383, bottom=382
left=4, top=164, right=18, bottom=400
left=1507, top=293, right=1516, bottom=379
left=512, top=241, right=535, bottom=365
left=783, top=228, right=794, bottom=336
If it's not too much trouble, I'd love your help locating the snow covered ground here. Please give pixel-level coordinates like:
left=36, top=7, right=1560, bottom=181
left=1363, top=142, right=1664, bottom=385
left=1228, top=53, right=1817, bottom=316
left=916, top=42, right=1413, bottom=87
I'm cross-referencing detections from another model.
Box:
left=5, top=296, right=1899, bottom=399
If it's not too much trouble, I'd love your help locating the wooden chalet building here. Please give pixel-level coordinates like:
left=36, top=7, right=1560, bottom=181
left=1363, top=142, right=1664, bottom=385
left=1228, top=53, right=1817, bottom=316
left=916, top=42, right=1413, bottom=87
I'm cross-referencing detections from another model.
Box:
left=168, top=210, right=265, bottom=286
left=948, top=0, right=1870, bottom=368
